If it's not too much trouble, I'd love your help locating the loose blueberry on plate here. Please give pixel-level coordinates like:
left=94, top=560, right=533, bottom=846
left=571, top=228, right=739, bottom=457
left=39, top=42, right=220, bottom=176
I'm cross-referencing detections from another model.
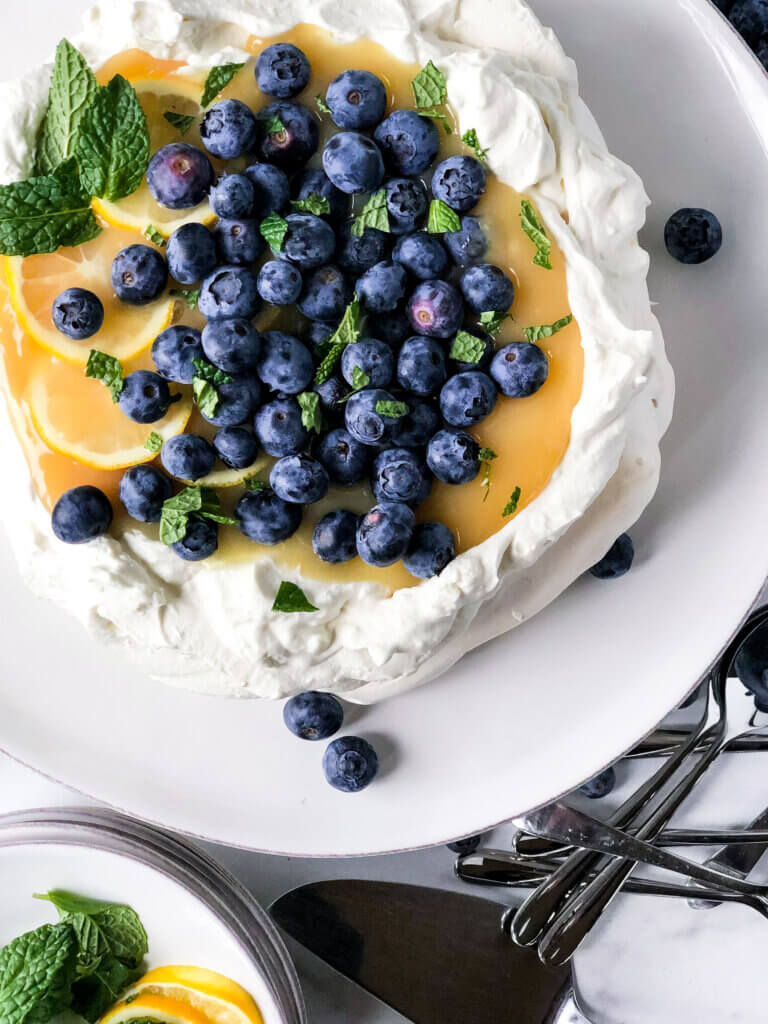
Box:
left=450, top=332, right=494, bottom=375
left=167, top=223, right=217, bottom=284
left=52, top=288, right=104, bottom=340
left=313, top=509, right=359, bottom=563
left=374, top=109, right=439, bottom=176
left=589, top=533, right=635, bottom=579
left=490, top=342, right=549, bottom=398
left=384, top=177, right=428, bottom=234
left=270, top=453, right=330, bottom=504
left=344, top=388, right=402, bottom=447
left=235, top=487, right=303, bottom=543
left=397, top=336, right=447, bottom=396
left=341, top=337, right=394, bottom=389
left=322, top=132, right=385, bottom=194
left=357, top=261, right=408, bottom=313
left=284, top=691, right=345, bottom=740
left=337, top=223, right=391, bottom=276
left=256, top=331, right=314, bottom=394
left=298, top=265, right=350, bottom=321
left=161, top=433, right=216, bottom=480
left=729, top=0, right=768, bottom=46
left=323, top=736, right=379, bottom=793
left=111, top=245, right=168, bottom=305
left=579, top=766, right=616, bottom=799
left=200, top=375, right=261, bottom=427
left=314, top=375, right=349, bottom=411
left=734, top=622, right=768, bottom=712
left=256, top=42, right=311, bottom=98
left=391, top=398, right=440, bottom=448
left=440, top=370, right=498, bottom=427
left=371, top=448, right=431, bottom=506
left=200, top=99, right=258, bottom=159
left=404, top=521, right=456, bottom=578
left=664, top=208, right=723, bottom=264
left=368, top=310, right=411, bottom=348
left=198, top=266, right=261, bottom=320
left=407, top=279, right=464, bottom=338
left=243, top=162, right=290, bottom=218
left=393, top=232, right=448, bottom=280
left=444, top=215, right=489, bottom=266
left=51, top=485, right=113, bottom=544
left=460, top=263, right=515, bottom=312
left=356, top=501, right=415, bottom=566
left=147, top=142, right=214, bottom=209
left=213, top=426, right=260, bottom=469
left=427, top=428, right=481, bottom=485
left=325, top=69, right=387, bottom=130
left=279, top=213, right=336, bottom=270
left=293, top=168, right=349, bottom=222
left=446, top=834, right=483, bottom=855
left=432, top=155, right=486, bottom=212
left=171, top=517, right=218, bottom=562
left=119, top=465, right=173, bottom=523
left=118, top=370, right=176, bottom=423
left=152, top=325, right=204, bottom=383
left=316, top=427, right=372, bottom=484
left=214, top=218, right=264, bottom=265
left=256, top=102, right=319, bottom=169
left=209, top=173, right=255, bottom=219
left=255, top=397, right=309, bottom=456
left=202, top=319, right=261, bottom=374
left=258, top=260, right=303, bottom=306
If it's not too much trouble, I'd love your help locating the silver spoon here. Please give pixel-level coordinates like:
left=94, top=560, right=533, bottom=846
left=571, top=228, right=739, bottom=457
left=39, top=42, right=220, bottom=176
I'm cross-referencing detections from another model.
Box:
left=515, top=826, right=768, bottom=859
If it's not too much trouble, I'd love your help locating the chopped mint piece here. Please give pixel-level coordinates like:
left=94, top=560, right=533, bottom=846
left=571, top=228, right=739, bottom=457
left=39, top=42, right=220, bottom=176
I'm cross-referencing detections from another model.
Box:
left=260, top=211, right=288, bottom=253
left=520, top=198, right=552, bottom=270
left=144, top=432, right=163, bottom=454
left=417, top=109, right=452, bottom=134
left=297, top=391, right=323, bottom=434
left=522, top=314, right=573, bottom=343
left=201, top=62, right=245, bottom=107
left=143, top=224, right=165, bottom=246
left=478, top=447, right=497, bottom=462
left=76, top=75, right=150, bottom=202
left=34, top=40, right=98, bottom=177
left=314, top=295, right=362, bottom=385
left=160, top=487, right=234, bottom=544
left=315, top=94, right=332, bottom=115
left=290, top=193, right=331, bottom=216
left=411, top=61, right=447, bottom=108
left=0, top=163, right=100, bottom=257
left=427, top=198, right=461, bottom=234
left=503, top=486, right=521, bottom=517
left=461, top=128, right=488, bottom=161
left=169, top=287, right=200, bottom=309
left=272, top=581, right=318, bottom=613
left=192, top=358, right=232, bottom=418
left=263, top=114, right=286, bottom=135
left=337, top=365, right=370, bottom=402
left=86, top=349, right=123, bottom=402
left=351, top=188, right=389, bottom=238
left=449, top=330, right=485, bottom=364
left=479, top=310, right=509, bottom=337
left=192, top=357, right=233, bottom=386
left=244, top=478, right=267, bottom=492
left=163, top=111, right=196, bottom=135
left=478, top=447, right=497, bottom=502
left=375, top=399, right=409, bottom=418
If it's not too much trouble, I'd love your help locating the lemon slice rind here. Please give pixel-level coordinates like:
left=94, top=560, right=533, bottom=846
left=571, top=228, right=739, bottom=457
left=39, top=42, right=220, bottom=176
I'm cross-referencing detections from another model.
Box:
left=125, top=966, right=264, bottom=1024
left=181, top=458, right=270, bottom=489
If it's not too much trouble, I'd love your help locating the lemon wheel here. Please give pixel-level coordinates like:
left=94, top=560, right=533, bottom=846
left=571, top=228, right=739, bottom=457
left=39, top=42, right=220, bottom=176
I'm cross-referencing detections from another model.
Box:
left=100, top=992, right=212, bottom=1024
left=120, top=966, right=264, bottom=1024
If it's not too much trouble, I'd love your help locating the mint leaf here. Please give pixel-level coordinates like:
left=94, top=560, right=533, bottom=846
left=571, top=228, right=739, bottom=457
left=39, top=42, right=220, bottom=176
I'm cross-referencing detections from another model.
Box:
left=0, top=168, right=100, bottom=257
left=163, top=111, right=195, bottom=135
left=76, top=75, right=149, bottom=202
left=503, top=486, right=521, bottom=517
left=522, top=313, right=573, bottom=343
left=417, top=109, right=452, bottom=134
left=351, top=189, right=389, bottom=238
left=201, top=63, right=244, bottom=108
left=520, top=199, right=552, bottom=270
left=160, top=487, right=234, bottom=542
left=427, top=198, right=461, bottom=234
left=480, top=310, right=509, bottom=337
left=297, top=391, right=323, bottom=434
left=170, top=287, right=200, bottom=310
left=290, top=193, right=331, bottom=216
left=260, top=212, right=288, bottom=253
left=143, top=224, right=165, bottom=246
left=70, top=959, right=143, bottom=1022
left=337, top=364, right=370, bottom=402
left=449, top=330, right=485, bottom=364
left=263, top=114, right=286, bottom=135
left=192, top=377, right=219, bottom=418
left=461, top=128, right=488, bottom=161
left=145, top=432, right=163, bottom=453
left=244, top=478, right=267, bottom=492
left=375, top=399, right=408, bottom=418
left=192, top=357, right=232, bottom=386
left=86, top=349, right=123, bottom=402
left=314, top=295, right=362, bottom=384
left=316, top=94, right=332, bottom=115
left=411, top=61, right=447, bottom=107
left=35, top=40, right=98, bottom=176
left=272, top=581, right=318, bottom=613
left=478, top=447, right=497, bottom=502
left=0, top=923, right=78, bottom=1024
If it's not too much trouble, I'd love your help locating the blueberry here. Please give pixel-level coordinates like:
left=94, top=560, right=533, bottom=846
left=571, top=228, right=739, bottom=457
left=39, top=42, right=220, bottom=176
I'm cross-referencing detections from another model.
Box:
left=344, top=388, right=402, bottom=447
left=202, top=319, right=261, bottom=374
left=356, top=501, right=415, bottom=567
left=408, top=280, right=464, bottom=338
left=171, top=517, right=218, bottom=561
left=368, top=309, right=411, bottom=348
left=258, top=263, right=301, bottom=309
left=371, top=448, right=431, bottom=506
left=256, top=331, right=314, bottom=394
left=450, top=331, right=494, bottom=375
left=270, top=453, right=329, bottom=504
left=51, top=485, right=112, bottom=544
left=214, top=218, right=264, bottom=265
left=460, top=263, right=515, bottom=313
left=341, top=337, right=394, bottom=388
left=393, top=233, right=447, bottom=280
left=314, top=375, right=348, bottom=411
left=730, top=0, right=768, bottom=45
left=447, top=835, right=483, bottom=855
left=431, top=155, right=486, bottom=212
left=404, top=521, right=456, bottom=578
left=255, top=397, right=309, bottom=456
left=200, top=99, right=258, bottom=159
left=427, top=428, right=480, bottom=485
left=444, top=216, right=488, bottom=266
left=664, top=208, right=723, bottom=264
left=337, top=222, right=391, bottom=276
left=235, top=487, right=302, bottom=543
left=357, top=261, right=407, bottom=313
left=316, top=427, right=372, bottom=484
left=243, top=162, right=290, bottom=218
left=589, top=534, right=635, bottom=579
left=118, top=370, right=176, bottom=423
left=52, top=288, right=103, bottom=340
left=198, top=266, right=260, bottom=320
left=325, top=69, right=387, bottom=130
left=440, top=371, right=498, bottom=427
left=298, top=265, right=350, bottom=321
left=161, top=433, right=216, bottom=480
left=579, top=767, right=616, bottom=800
left=256, top=102, right=319, bottom=169
left=152, top=325, right=204, bottom=383
left=391, top=398, right=440, bottom=448
left=734, top=622, right=768, bottom=712
left=200, top=375, right=261, bottom=427
left=147, top=142, right=214, bottom=209
left=166, top=223, right=217, bottom=284
left=111, top=245, right=168, bottom=305
left=323, top=736, right=379, bottom=792
left=209, top=173, right=255, bottom=219
left=374, top=110, right=439, bottom=176
left=322, top=132, right=385, bottom=194
left=280, top=213, right=336, bottom=270
left=397, top=336, right=446, bottom=396
left=490, top=342, right=549, bottom=398
left=283, top=691, right=344, bottom=740
left=306, top=319, right=339, bottom=351
left=213, top=426, right=259, bottom=469
left=256, top=43, right=311, bottom=98
left=293, top=168, right=349, bottom=222
left=384, top=177, right=428, bottom=234
left=756, top=37, right=768, bottom=70
left=313, top=509, right=359, bottom=563
left=119, top=465, right=173, bottom=523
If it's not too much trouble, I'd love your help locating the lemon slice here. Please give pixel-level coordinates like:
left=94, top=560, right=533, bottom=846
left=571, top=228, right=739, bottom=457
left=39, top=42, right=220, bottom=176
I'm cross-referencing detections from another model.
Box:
left=125, top=966, right=264, bottom=1024
left=27, top=361, right=192, bottom=471
left=4, top=227, right=175, bottom=366
left=93, top=78, right=217, bottom=238
left=183, top=457, right=270, bottom=489
left=101, top=992, right=212, bottom=1024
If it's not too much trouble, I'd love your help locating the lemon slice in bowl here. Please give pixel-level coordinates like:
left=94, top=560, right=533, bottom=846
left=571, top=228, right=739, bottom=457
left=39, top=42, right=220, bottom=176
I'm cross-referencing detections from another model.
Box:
left=183, top=457, right=270, bottom=489
left=122, top=966, right=264, bottom=1024
left=101, top=992, right=213, bottom=1024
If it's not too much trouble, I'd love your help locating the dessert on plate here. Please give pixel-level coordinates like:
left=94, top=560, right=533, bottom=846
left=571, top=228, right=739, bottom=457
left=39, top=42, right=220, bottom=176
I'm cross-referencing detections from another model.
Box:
left=0, top=0, right=673, bottom=701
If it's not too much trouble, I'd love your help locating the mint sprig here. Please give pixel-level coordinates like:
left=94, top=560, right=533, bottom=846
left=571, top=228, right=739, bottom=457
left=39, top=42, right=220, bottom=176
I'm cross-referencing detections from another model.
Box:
left=450, top=330, right=486, bottom=364
left=0, top=161, right=100, bottom=257
left=86, top=349, right=123, bottom=402
left=503, top=486, right=521, bottom=517
left=522, top=314, right=573, bottom=343
left=76, top=74, right=150, bottom=202
left=521, top=199, right=552, bottom=270
left=192, top=357, right=232, bottom=418
left=160, top=487, right=235, bottom=545
left=461, top=128, right=489, bottom=162
left=427, top=198, right=461, bottom=234
left=314, top=295, right=362, bottom=385
left=291, top=193, right=331, bottom=216
left=272, top=581, right=318, bottom=613
left=163, top=111, right=196, bottom=135
left=351, top=189, right=389, bottom=238
left=297, top=391, right=323, bottom=434
left=201, top=63, right=244, bottom=107
left=260, top=212, right=288, bottom=253
left=34, top=40, right=98, bottom=176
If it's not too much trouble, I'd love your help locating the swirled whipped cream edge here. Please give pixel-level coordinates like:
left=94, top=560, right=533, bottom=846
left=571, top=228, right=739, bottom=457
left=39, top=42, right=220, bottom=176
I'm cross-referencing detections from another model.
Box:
left=0, top=0, right=674, bottom=702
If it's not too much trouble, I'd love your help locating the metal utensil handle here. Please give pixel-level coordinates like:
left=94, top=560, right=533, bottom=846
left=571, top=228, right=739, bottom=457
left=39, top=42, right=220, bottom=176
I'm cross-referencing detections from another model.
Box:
left=516, top=826, right=768, bottom=859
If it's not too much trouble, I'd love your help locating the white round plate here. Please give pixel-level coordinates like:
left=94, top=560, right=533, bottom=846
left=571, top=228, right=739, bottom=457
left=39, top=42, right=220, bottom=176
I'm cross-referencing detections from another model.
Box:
left=1, top=0, right=767, bottom=856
